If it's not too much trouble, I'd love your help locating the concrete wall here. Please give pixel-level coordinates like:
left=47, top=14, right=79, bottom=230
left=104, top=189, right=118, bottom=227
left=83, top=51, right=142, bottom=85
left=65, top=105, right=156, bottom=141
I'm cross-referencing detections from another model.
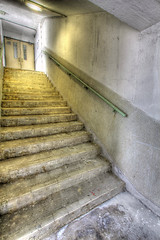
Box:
left=0, top=19, right=4, bottom=117
left=3, top=30, right=35, bottom=43
left=35, top=12, right=160, bottom=215
left=3, top=21, right=35, bottom=44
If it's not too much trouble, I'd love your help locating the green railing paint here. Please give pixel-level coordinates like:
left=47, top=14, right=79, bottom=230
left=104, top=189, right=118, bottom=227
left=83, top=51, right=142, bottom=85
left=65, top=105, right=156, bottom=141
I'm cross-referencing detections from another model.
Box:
left=43, top=50, right=127, bottom=117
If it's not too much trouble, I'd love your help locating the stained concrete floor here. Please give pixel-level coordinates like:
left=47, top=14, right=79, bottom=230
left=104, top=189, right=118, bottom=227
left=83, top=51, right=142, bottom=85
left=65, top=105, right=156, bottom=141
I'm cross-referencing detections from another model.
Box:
left=46, top=192, right=160, bottom=240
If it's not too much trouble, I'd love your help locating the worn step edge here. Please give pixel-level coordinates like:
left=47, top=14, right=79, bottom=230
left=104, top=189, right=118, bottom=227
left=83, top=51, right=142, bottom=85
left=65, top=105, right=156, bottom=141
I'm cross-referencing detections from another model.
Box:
left=0, top=121, right=84, bottom=141
left=2, top=95, right=61, bottom=100
left=0, top=160, right=110, bottom=215
left=3, top=79, right=50, bottom=84
left=3, top=88, right=56, bottom=92
left=3, top=92, right=59, bottom=96
left=0, top=143, right=100, bottom=183
left=1, top=100, right=67, bottom=108
left=3, top=91, right=58, bottom=96
left=0, top=113, right=77, bottom=127
left=0, top=131, right=91, bottom=160
left=3, top=87, right=55, bottom=91
left=0, top=174, right=125, bottom=240
left=2, top=107, right=71, bottom=116
left=4, top=68, right=45, bottom=73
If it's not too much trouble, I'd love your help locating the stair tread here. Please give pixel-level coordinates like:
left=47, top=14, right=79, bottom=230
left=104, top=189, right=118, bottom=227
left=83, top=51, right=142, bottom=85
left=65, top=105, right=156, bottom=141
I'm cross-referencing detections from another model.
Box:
left=0, top=172, right=124, bottom=240
left=0, top=131, right=88, bottom=147
left=0, top=113, right=76, bottom=120
left=2, top=106, right=71, bottom=116
left=2, top=100, right=64, bottom=102
left=0, top=157, right=110, bottom=214
left=0, top=131, right=90, bottom=159
left=2, top=106, right=70, bottom=109
left=0, top=121, right=83, bottom=133
left=0, top=113, right=77, bottom=127
left=0, top=143, right=100, bottom=183
left=2, top=95, right=61, bottom=100
left=2, top=100, right=67, bottom=108
left=0, top=121, right=84, bottom=141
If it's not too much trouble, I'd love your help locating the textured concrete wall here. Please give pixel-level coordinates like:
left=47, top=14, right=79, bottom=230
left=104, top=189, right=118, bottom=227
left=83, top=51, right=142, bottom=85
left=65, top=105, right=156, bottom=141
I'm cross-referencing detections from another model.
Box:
left=3, top=30, right=35, bottom=43
left=0, top=19, right=4, bottom=117
left=36, top=12, right=160, bottom=122
left=88, top=0, right=160, bottom=31
left=35, top=12, right=160, bottom=214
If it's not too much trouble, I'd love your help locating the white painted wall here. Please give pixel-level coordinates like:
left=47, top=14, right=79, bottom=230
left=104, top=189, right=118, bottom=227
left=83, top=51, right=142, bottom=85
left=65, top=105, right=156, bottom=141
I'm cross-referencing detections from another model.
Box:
left=35, top=12, right=160, bottom=213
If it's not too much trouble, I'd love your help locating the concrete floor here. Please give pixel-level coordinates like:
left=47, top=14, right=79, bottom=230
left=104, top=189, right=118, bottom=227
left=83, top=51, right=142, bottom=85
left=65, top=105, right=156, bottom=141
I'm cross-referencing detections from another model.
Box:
left=47, top=192, right=160, bottom=240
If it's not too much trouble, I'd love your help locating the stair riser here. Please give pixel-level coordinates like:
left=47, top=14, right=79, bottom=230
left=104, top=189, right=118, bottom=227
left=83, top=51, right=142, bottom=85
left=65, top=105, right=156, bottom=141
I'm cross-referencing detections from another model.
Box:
left=0, top=114, right=77, bottom=127
left=3, top=90, right=57, bottom=95
left=0, top=133, right=90, bottom=160
left=4, top=76, right=48, bottom=80
left=3, top=85, right=53, bottom=90
left=2, top=107, right=71, bottom=116
left=0, top=145, right=100, bottom=183
left=2, top=101, right=67, bottom=108
left=2, top=95, right=61, bottom=100
left=3, top=87, right=55, bottom=92
left=3, top=80, right=50, bottom=85
left=4, top=79, right=48, bottom=83
left=0, top=167, right=110, bottom=215
left=0, top=123, right=84, bottom=141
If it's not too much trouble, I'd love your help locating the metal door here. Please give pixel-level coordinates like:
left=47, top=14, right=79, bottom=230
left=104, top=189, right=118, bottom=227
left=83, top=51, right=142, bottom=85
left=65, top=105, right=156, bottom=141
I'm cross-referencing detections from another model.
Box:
left=5, top=37, right=34, bottom=70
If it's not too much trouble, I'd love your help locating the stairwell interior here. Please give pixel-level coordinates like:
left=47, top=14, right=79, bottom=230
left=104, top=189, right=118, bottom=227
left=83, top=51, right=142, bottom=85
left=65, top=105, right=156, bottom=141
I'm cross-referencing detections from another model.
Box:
left=0, top=68, right=124, bottom=239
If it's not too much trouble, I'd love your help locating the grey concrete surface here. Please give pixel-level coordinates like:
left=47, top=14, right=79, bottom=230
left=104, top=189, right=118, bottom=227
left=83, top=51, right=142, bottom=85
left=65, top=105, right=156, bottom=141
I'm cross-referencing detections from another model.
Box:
left=0, top=0, right=60, bottom=30
left=47, top=192, right=160, bottom=240
left=0, top=0, right=104, bottom=31
left=36, top=12, right=160, bottom=122
left=88, top=0, right=160, bottom=31
left=3, top=21, right=35, bottom=43
left=39, top=54, right=160, bottom=215
left=0, top=19, right=4, bottom=117
left=35, top=12, right=160, bottom=212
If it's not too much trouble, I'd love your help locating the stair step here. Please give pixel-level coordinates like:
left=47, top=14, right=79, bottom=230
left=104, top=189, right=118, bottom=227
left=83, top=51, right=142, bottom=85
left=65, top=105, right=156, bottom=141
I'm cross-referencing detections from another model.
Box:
left=0, top=131, right=91, bottom=160
left=0, top=157, right=110, bottom=215
left=2, top=100, right=67, bottom=108
left=2, top=106, right=71, bottom=116
left=3, top=87, right=56, bottom=93
left=0, top=121, right=84, bottom=141
left=3, top=90, right=57, bottom=95
left=0, top=172, right=124, bottom=240
left=2, top=94, right=61, bottom=100
left=3, top=79, right=50, bottom=85
left=5, top=68, right=45, bottom=74
left=3, top=83, right=53, bottom=88
left=0, top=143, right=100, bottom=183
left=0, top=113, right=77, bottom=127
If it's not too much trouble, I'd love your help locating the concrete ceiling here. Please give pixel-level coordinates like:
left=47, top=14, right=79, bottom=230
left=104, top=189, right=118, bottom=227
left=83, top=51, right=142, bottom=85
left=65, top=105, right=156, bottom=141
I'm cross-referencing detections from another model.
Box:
left=1, top=0, right=160, bottom=32
left=88, top=0, right=160, bottom=31
left=0, top=0, right=104, bottom=31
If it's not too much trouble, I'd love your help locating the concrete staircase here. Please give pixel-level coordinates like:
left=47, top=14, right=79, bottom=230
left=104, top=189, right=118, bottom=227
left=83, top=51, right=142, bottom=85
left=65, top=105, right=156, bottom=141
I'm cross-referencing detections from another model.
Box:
left=0, top=68, right=125, bottom=240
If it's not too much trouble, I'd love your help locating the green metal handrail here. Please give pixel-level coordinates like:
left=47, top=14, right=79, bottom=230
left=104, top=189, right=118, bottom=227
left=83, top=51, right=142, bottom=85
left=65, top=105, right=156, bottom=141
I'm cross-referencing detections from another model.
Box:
left=43, top=50, right=127, bottom=117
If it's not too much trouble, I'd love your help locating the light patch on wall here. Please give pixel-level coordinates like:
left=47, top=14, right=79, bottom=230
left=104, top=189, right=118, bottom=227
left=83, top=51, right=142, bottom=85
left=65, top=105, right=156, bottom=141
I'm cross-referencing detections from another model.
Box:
left=0, top=10, right=7, bottom=15
left=25, top=2, right=42, bottom=12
